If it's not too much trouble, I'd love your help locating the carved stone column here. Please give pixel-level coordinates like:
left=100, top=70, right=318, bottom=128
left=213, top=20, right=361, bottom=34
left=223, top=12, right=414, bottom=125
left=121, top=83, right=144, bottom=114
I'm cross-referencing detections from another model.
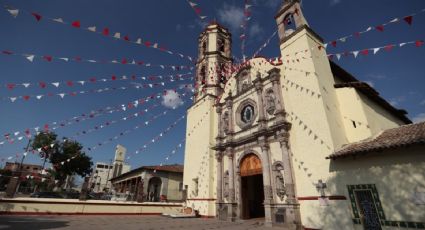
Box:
left=259, top=137, right=273, bottom=226
left=268, top=68, right=286, bottom=122
left=216, top=105, right=223, bottom=139
left=226, top=147, right=236, bottom=221
left=225, top=92, right=234, bottom=141
left=253, top=73, right=266, bottom=129
left=216, top=152, right=223, bottom=203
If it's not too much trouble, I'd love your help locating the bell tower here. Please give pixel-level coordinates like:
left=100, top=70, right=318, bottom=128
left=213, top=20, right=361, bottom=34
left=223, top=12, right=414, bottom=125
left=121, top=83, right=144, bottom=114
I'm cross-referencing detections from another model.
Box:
left=194, top=22, right=232, bottom=102
left=275, top=0, right=309, bottom=42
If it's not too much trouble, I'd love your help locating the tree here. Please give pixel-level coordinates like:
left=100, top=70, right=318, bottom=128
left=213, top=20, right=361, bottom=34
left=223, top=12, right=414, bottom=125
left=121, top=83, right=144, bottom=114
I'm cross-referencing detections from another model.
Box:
left=31, top=132, right=93, bottom=189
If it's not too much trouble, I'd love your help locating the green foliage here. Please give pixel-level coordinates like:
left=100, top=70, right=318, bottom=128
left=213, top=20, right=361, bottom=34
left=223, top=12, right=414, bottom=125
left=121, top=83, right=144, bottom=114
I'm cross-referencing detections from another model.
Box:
left=31, top=132, right=93, bottom=185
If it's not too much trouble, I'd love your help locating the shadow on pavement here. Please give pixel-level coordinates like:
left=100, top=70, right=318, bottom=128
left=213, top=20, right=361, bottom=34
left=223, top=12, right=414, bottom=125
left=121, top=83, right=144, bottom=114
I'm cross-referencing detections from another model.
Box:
left=0, top=216, right=69, bottom=230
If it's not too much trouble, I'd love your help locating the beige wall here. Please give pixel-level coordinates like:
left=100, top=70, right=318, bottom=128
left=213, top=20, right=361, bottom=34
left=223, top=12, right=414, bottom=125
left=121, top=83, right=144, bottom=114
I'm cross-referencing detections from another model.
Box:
left=0, top=198, right=183, bottom=214
left=167, top=173, right=183, bottom=201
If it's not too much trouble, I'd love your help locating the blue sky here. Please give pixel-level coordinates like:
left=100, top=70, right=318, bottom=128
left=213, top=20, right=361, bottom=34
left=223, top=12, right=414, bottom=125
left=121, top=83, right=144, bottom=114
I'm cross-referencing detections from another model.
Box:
left=0, top=0, right=424, bottom=170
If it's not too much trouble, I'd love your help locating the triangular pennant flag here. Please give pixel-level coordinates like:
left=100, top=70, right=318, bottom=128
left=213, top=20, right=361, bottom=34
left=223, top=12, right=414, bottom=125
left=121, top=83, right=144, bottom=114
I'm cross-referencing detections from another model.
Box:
left=188, top=1, right=197, bottom=7
left=389, top=18, right=399, bottom=23
left=25, top=55, right=35, bottom=62
left=373, top=48, right=380, bottom=54
left=375, top=25, right=384, bottom=32
left=31, top=12, right=42, bottom=21
left=200, top=16, right=207, bottom=20
left=403, top=15, right=413, bottom=25
left=331, top=41, right=337, bottom=47
left=384, top=45, right=394, bottom=51
left=59, top=57, right=69, bottom=62
left=36, top=95, right=43, bottom=100
left=102, top=27, right=109, bottom=36
left=113, top=32, right=120, bottom=39
left=87, top=26, right=96, bottom=32
left=366, top=26, right=372, bottom=32
left=71, top=21, right=81, bottom=28
left=7, top=9, right=19, bottom=18
left=58, top=93, right=65, bottom=98
left=136, top=38, right=142, bottom=44
left=400, top=42, right=407, bottom=47
left=361, top=49, right=369, bottom=55
left=53, top=18, right=64, bottom=23
left=22, top=83, right=30, bottom=88
left=336, top=54, right=341, bottom=60
left=416, top=40, right=424, bottom=47
left=10, top=97, right=17, bottom=102
left=52, top=82, right=60, bottom=87
left=353, top=51, right=359, bottom=58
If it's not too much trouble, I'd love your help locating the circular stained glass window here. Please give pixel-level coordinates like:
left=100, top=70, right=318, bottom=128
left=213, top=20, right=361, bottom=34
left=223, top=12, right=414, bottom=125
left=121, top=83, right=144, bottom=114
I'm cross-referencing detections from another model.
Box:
left=241, top=105, right=254, bottom=123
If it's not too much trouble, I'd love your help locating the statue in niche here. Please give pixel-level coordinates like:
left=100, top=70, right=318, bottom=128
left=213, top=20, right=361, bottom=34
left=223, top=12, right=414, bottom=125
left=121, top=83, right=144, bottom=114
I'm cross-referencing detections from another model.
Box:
left=223, top=171, right=229, bottom=199
left=238, top=71, right=251, bottom=92
left=222, top=111, right=230, bottom=134
left=265, top=89, right=276, bottom=115
left=275, top=166, right=286, bottom=201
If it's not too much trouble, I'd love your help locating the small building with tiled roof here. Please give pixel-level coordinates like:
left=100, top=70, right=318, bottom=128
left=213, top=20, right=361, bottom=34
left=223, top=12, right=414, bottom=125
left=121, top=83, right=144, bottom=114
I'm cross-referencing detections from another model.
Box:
left=110, top=164, right=183, bottom=202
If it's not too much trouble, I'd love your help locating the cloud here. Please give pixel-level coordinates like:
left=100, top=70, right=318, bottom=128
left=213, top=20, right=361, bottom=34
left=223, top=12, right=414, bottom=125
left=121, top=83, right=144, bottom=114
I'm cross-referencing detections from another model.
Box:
left=412, top=113, right=425, bottom=123
left=330, top=0, right=341, bottom=6
left=162, top=90, right=184, bottom=109
left=217, top=3, right=244, bottom=31
left=364, top=81, right=374, bottom=87
left=389, top=96, right=406, bottom=107
left=249, top=22, right=264, bottom=40
left=366, top=73, right=387, bottom=80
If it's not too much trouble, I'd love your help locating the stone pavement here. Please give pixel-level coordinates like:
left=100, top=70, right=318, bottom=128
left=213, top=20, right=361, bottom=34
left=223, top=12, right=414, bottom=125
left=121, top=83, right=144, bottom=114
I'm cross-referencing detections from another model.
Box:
left=0, top=215, right=285, bottom=230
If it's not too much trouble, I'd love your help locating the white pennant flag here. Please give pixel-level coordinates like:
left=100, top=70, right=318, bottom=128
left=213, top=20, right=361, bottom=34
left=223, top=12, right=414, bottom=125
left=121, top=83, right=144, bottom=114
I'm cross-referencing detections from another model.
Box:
left=78, top=81, right=85, bottom=85
left=200, top=16, right=207, bottom=20
left=59, top=57, right=69, bottom=62
left=149, top=84, right=153, bottom=88
left=373, top=48, right=380, bottom=54
left=36, top=95, right=43, bottom=100
left=336, top=54, right=341, bottom=60
left=188, top=1, right=197, bottom=7
left=366, top=26, right=372, bottom=32
left=53, top=18, right=64, bottom=23
left=113, top=32, right=121, bottom=39
left=390, top=18, right=399, bottom=23
left=58, top=93, right=65, bottom=98
left=10, top=97, right=17, bottom=102
left=136, top=38, right=142, bottom=44
left=160, top=65, right=165, bottom=69
left=400, top=42, right=407, bottom=47
left=323, top=44, right=328, bottom=49
left=18, top=136, right=23, bottom=140
left=52, top=82, right=60, bottom=87
left=145, top=121, right=149, bottom=125
left=88, top=60, right=96, bottom=63
left=87, top=26, right=96, bottom=32
left=22, top=83, right=30, bottom=88
left=161, top=82, right=165, bottom=86
left=7, top=9, right=19, bottom=18
left=25, top=55, right=35, bottom=62
left=353, top=51, right=359, bottom=58
left=14, top=132, right=19, bottom=136
left=153, top=43, right=158, bottom=48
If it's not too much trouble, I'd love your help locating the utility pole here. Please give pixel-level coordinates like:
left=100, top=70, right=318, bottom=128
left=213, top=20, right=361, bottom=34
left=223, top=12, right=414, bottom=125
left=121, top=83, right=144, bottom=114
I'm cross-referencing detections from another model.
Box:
left=105, top=159, right=113, bottom=192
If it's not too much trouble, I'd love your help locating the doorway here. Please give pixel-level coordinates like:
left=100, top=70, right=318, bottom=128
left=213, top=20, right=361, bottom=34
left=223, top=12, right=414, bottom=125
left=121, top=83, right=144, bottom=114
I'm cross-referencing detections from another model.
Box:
left=239, top=153, right=265, bottom=219
left=147, top=177, right=162, bottom=202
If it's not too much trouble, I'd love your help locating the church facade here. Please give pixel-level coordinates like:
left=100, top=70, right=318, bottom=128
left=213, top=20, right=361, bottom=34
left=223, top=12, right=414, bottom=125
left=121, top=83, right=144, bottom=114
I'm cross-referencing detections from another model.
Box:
left=183, top=1, right=425, bottom=229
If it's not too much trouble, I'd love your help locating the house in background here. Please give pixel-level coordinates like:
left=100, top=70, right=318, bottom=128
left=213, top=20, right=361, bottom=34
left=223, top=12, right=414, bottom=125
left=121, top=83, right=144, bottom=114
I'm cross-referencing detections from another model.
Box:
left=110, top=164, right=183, bottom=202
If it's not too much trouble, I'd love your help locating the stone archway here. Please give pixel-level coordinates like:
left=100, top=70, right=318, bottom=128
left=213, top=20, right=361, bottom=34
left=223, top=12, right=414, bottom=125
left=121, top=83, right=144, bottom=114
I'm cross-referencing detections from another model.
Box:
left=239, top=153, right=265, bottom=219
left=147, top=177, right=162, bottom=202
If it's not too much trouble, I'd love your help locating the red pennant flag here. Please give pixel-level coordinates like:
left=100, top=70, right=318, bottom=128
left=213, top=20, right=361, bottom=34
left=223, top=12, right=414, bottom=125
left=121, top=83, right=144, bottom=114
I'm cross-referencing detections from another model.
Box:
left=131, top=75, right=136, bottom=80
left=70, top=92, right=77, bottom=96
left=361, top=49, right=369, bottom=55
left=403, top=15, right=413, bottom=25
left=375, top=25, right=384, bottom=32
left=71, top=21, right=81, bottom=28
left=111, top=75, right=117, bottom=80
left=23, top=95, right=30, bottom=101
left=74, top=56, right=82, bottom=61
left=124, top=35, right=130, bottom=41
left=331, top=41, right=337, bottom=47
left=32, top=13, right=42, bottom=21
left=416, top=40, right=424, bottom=47
left=354, top=32, right=360, bottom=37
left=384, top=44, right=394, bottom=51
left=121, top=58, right=127, bottom=64
left=102, top=28, right=109, bottom=36
left=43, top=56, right=52, bottom=62
left=39, top=82, right=47, bottom=88
left=7, top=84, right=16, bottom=90
left=2, top=50, right=13, bottom=55
left=144, top=41, right=151, bottom=47
left=193, top=7, right=201, bottom=15
left=89, top=77, right=96, bottom=83
left=137, top=61, right=144, bottom=65
left=66, top=81, right=73, bottom=86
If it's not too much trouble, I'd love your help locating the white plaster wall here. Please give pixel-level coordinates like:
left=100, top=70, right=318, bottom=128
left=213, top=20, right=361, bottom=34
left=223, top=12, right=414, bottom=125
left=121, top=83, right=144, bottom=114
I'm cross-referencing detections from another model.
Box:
left=167, top=173, right=183, bottom=201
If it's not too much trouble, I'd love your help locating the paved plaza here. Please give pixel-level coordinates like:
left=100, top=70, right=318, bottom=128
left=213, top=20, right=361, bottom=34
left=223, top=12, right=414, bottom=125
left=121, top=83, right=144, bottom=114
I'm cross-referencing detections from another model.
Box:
left=0, top=215, right=285, bottom=230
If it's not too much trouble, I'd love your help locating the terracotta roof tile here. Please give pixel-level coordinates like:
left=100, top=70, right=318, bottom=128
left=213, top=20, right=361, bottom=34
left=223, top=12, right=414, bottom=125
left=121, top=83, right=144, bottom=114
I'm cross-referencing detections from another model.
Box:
left=327, top=122, right=425, bottom=159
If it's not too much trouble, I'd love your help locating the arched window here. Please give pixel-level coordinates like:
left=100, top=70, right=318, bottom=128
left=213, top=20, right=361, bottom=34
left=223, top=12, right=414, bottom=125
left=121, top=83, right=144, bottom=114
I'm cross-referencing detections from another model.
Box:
left=282, top=13, right=296, bottom=35
left=200, top=66, right=206, bottom=85
left=218, top=38, right=225, bottom=53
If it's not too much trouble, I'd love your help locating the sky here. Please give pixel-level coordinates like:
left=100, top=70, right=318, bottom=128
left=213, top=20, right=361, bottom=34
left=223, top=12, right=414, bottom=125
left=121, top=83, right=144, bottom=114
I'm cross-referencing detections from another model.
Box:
left=0, top=0, right=424, bottom=171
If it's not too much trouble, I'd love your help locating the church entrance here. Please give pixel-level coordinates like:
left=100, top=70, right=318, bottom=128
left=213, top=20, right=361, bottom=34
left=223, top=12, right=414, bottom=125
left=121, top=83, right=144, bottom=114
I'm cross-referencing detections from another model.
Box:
left=240, top=154, right=265, bottom=219
left=147, top=177, right=162, bottom=202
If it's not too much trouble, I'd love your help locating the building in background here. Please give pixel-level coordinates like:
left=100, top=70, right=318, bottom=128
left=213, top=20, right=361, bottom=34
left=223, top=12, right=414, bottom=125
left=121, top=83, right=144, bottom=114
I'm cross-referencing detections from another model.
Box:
left=91, top=144, right=130, bottom=192
left=4, top=162, right=42, bottom=177
left=110, top=164, right=183, bottom=202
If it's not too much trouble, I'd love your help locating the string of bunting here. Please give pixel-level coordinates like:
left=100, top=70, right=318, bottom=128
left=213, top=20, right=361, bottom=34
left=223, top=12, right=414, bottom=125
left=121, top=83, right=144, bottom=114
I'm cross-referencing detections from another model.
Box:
left=0, top=87, right=190, bottom=147
left=2, top=79, right=192, bottom=103
left=327, top=39, right=424, bottom=60
left=152, top=110, right=210, bottom=173
left=240, top=0, right=252, bottom=62
left=0, top=49, right=194, bottom=71
left=2, top=72, right=192, bottom=90
left=4, top=5, right=195, bottom=62
left=252, top=30, right=277, bottom=58
left=323, top=8, right=425, bottom=49
left=186, top=0, right=207, bottom=20
left=281, top=77, right=322, bottom=99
